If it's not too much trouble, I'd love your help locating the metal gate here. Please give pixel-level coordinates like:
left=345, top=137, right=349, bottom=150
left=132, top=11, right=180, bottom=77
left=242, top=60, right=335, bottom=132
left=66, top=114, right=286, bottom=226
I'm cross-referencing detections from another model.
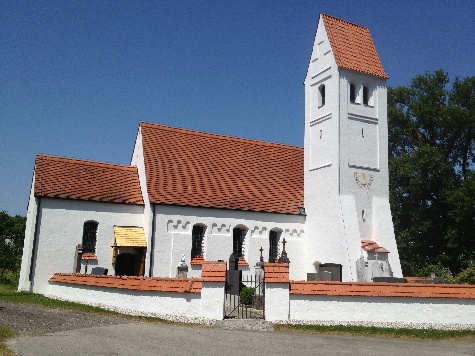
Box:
left=224, top=254, right=264, bottom=319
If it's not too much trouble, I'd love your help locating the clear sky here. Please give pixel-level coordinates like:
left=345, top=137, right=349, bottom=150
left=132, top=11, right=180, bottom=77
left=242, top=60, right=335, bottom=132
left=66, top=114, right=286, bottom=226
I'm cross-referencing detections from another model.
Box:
left=1, top=1, right=474, bottom=217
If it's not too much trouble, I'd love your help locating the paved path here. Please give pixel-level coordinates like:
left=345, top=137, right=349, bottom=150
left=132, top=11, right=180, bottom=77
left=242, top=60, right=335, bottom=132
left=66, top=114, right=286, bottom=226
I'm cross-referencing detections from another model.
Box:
left=8, top=321, right=475, bottom=356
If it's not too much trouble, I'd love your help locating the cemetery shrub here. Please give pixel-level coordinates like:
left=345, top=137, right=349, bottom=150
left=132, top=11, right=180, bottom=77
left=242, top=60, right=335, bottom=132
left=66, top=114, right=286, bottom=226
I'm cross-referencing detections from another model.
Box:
left=240, top=286, right=255, bottom=305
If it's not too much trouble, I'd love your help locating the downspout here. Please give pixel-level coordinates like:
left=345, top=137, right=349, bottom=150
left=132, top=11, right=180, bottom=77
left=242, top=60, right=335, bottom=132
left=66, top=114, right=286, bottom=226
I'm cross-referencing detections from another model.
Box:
left=28, top=197, right=41, bottom=288
left=148, top=203, right=156, bottom=277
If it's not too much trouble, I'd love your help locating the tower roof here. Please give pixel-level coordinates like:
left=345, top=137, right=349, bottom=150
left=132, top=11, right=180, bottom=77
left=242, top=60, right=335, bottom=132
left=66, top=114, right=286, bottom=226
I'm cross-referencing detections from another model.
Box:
left=322, top=14, right=388, bottom=79
left=140, top=122, right=304, bottom=215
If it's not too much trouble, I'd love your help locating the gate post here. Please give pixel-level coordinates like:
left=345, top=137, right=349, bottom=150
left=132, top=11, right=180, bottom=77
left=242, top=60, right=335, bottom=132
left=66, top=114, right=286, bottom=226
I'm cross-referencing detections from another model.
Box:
left=201, top=261, right=227, bottom=320
left=264, top=263, right=290, bottom=322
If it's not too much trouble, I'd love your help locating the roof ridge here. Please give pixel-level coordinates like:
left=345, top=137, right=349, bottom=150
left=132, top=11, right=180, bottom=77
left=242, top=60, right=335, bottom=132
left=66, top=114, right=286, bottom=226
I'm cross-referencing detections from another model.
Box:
left=140, top=121, right=303, bottom=150
left=321, top=13, right=369, bottom=31
left=36, top=154, right=136, bottom=171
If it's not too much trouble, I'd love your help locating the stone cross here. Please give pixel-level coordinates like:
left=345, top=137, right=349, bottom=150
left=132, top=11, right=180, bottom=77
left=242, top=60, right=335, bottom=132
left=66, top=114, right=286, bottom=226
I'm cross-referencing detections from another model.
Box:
left=278, top=238, right=290, bottom=264
left=259, top=246, right=264, bottom=262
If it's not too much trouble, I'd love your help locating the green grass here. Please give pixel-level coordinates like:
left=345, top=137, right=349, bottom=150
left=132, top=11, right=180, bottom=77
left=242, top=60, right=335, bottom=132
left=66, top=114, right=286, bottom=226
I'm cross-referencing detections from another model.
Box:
left=0, top=284, right=193, bottom=325
left=0, top=325, right=18, bottom=356
left=275, top=324, right=475, bottom=341
left=0, top=284, right=121, bottom=314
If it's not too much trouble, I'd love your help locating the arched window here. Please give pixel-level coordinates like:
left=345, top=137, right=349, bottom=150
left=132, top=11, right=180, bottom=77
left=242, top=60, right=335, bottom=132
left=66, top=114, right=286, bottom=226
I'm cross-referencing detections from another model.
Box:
left=191, top=224, right=205, bottom=260
left=82, top=221, right=98, bottom=254
left=350, top=83, right=356, bottom=103
left=318, top=84, right=326, bottom=107
left=233, top=227, right=246, bottom=257
left=363, top=86, right=369, bottom=105
left=269, top=230, right=280, bottom=262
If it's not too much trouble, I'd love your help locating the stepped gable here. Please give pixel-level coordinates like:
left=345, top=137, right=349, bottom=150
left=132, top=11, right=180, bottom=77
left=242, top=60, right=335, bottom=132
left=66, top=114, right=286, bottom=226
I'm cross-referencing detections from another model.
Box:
left=140, top=122, right=304, bottom=214
left=322, top=14, right=388, bottom=79
left=34, top=154, right=144, bottom=204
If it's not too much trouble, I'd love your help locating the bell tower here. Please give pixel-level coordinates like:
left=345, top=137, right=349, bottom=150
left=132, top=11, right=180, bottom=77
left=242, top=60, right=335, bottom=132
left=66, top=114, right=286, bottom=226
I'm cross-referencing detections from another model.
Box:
left=303, top=14, right=402, bottom=281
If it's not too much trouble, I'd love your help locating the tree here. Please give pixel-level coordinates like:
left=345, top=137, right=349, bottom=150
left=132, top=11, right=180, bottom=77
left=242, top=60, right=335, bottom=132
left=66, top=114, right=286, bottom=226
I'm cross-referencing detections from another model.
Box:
left=388, top=70, right=475, bottom=276
left=0, top=211, right=26, bottom=284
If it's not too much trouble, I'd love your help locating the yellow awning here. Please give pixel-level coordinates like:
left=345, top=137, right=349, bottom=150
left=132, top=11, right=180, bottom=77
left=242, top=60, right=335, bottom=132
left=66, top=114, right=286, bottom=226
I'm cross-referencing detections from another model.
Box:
left=113, top=227, right=147, bottom=247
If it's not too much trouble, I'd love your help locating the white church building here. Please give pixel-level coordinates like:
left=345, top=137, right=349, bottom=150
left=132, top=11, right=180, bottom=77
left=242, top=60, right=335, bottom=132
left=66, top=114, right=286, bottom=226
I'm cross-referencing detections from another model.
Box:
left=19, top=14, right=403, bottom=294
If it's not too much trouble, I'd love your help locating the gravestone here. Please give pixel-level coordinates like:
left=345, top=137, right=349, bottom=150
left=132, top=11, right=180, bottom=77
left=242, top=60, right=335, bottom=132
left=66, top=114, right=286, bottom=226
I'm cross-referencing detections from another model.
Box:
left=227, top=253, right=241, bottom=295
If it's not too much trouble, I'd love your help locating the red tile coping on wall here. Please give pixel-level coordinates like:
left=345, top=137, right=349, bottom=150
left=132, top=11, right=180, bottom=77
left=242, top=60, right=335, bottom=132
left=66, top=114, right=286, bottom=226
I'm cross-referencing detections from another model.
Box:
left=49, top=273, right=202, bottom=293
left=290, top=281, right=475, bottom=299
left=264, top=263, right=289, bottom=283
left=201, top=261, right=227, bottom=282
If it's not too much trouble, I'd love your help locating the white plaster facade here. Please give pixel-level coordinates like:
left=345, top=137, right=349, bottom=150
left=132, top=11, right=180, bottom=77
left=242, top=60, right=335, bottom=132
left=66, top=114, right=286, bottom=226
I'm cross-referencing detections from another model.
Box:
left=19, top=198, right=144, bottom=294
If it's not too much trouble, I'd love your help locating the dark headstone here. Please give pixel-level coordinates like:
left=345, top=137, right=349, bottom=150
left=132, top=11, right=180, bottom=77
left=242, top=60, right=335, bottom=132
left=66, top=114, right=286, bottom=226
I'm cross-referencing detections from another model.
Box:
left=91, top=267, right=108, bottom=275
left=319, top=263, right=342, bottom=282
left=373, top=277, right=407, bottom=283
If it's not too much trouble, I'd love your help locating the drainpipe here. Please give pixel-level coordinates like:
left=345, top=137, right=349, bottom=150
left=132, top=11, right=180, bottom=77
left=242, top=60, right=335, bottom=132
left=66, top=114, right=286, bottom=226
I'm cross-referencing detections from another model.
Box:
left=28, top=197, right=41, bottom=288
left=148, top=203, right=156, bottom=277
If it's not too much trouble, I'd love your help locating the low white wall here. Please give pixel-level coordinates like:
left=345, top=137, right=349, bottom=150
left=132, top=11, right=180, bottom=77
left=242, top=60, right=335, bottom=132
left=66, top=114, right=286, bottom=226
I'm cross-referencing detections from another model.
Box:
left=48, top=282, right=211, bottom=323
left=201, top=282, right=225, bottom=320
left=265, top=283, right=289, bottom=322
left=288, top=294, right=475, bottom=329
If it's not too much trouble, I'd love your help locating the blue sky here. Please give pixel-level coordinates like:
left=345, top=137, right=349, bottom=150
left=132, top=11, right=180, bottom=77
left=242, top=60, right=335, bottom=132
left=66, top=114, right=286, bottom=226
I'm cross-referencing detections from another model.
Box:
left=1, top=1, right=474, bottom=217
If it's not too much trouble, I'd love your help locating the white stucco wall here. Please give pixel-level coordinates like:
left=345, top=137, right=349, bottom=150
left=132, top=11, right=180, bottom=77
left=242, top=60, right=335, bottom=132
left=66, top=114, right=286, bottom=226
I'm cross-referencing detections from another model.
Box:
left=22, top=198, right=144, bottom=295
left=18, top=171, right=39, bottom=291
left=265, top=283, right=290, bottom=322
left=200, top=282, right=225, bottom=320
left=130, top=127, right=154, bottom=276
left=289, top=295, right=475, bottom=328
left=48, top=282, right=205, bottom=321
left=151, top=205, right=306, bottom=280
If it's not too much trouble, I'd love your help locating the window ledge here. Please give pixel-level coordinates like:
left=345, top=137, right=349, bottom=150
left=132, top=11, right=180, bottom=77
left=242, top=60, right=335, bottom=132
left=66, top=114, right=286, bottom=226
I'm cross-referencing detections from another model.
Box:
left=190, top=256, right=206, bottom=265
left=238, top=257, right=249, bottom=267
left=82, top=253, right=97, bottom=260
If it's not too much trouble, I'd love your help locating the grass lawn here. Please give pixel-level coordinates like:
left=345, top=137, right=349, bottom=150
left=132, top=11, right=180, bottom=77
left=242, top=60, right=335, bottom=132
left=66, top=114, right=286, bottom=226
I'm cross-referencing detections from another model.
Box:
left=275, top=323, right=475, bottom=341
left=0, top=326, right=17, bottom=356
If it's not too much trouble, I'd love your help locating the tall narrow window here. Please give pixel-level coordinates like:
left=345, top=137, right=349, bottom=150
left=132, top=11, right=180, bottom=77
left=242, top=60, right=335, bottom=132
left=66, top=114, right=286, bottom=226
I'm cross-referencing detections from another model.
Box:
left=350, top=83, right=356, bottom=103
left=82, top=221, right=98, bottom=254
left=269, top=231, right=279, bottom=262
left=363, top=86, right=369, bottom=105
left=319, top=84, right=326, bottom=107
left=191, top=224, right=205, bottom=260
left=233, top=227, right=246, bottom=257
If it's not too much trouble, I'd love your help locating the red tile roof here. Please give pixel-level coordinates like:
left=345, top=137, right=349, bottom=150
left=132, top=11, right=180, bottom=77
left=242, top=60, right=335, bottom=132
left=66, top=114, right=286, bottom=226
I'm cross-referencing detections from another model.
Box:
left=361, top=240, right=390, bottom=253
left=322, top=14, right=388, bottom=79
left=140, top=122, right=304, bottom=214
left=34, top=154, right=144, bottom=205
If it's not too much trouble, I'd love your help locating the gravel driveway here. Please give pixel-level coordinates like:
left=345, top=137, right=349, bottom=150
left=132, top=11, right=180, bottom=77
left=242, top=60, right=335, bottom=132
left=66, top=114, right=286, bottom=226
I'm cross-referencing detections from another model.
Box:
left=0, top=302, right=132, bottom=336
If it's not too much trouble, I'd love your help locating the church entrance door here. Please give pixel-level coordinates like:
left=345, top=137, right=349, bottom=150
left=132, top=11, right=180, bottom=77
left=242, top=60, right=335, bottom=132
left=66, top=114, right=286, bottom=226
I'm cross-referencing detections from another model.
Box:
left=115, top=252, right=144, bottom=276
